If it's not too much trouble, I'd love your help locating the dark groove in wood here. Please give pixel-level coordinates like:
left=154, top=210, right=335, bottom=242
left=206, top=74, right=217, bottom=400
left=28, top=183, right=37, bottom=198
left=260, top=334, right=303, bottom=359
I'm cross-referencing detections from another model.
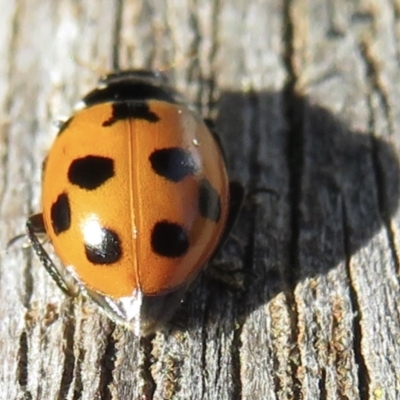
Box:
left=229, top=89, right=262, bottom=399
left=187, top=0, right=203, bottom=112
left=231, top=200, right=260, bottom=398
left=282, top=0, right=302, bottom=290
left=272, top=347, right=282, bottom=396
left=341, top=198, right=370, bottom=399
left=364, top=70, right=400, bottom=384
left=231, top=313, right=244, bottom=399
left=72, top=347, right=84, bottom=400
left=319, top=368, right=327, bottom=400
left=370, top=120, right=400, bottom=280
left=111, top=0, right=124, bottom=71
left=17, top=330, right=29, bottom=387
left=139, top=335, right=156, bottom=400
left=361, top=49, right=400, bottom=282
left=388, top=220, right=400, bottom=278
left=21, top=250, right=34, bottom=310
left=282, top=0, right=303, bottom=396
left=207, top=0, right=221, bottom=117
left=247, top=90, right=261, bottom=188
left=200, top=311, right=208, bottom=400
left=58, top=306, right=76, bottom=400
left=215, top=333, right=223, bottom=391
left=98, top=323, right=117, bottom=400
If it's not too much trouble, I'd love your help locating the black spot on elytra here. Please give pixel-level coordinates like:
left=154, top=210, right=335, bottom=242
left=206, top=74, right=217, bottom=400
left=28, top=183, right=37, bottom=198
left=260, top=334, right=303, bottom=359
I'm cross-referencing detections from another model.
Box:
left=149, top=148, right=199, bottom=182
left=85, top=228, right=122, bottom=264
left=199, top=178, right=221, bottom=222
left=102, top=102, right=159, bottom=126
left=151, top=221, right=189, bottom=258
left=68, top=156, right=114, bottom=190
left=51, top=193, right=71, bottom=235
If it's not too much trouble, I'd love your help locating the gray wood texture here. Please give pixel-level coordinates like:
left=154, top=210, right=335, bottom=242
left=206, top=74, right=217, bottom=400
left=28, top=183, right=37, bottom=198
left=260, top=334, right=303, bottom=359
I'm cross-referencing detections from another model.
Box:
left=1, top=0, right=400, bottom=399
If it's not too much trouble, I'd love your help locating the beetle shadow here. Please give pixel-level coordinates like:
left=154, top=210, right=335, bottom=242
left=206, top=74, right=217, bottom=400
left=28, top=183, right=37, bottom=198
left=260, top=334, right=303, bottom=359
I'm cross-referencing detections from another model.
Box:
left=168, top=89, right=400, bottom=334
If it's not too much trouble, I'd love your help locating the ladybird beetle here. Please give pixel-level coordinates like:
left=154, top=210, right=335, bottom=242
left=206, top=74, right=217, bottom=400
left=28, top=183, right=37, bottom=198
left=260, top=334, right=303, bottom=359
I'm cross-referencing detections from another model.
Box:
left=26, top=70, right=243, bottom=335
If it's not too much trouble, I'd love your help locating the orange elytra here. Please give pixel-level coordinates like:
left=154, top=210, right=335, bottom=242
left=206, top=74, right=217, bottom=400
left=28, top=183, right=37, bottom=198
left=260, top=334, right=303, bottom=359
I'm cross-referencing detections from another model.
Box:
left=26, top=70, right=243, bottom=335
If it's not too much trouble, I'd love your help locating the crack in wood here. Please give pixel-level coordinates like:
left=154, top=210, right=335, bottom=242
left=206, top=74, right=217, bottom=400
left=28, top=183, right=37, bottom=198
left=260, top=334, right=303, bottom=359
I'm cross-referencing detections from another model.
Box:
left=200, top=309, right=208, bottom=399
left=207, top=0, right=220, bottom=118
left=58, top=305, right=76, bottom=400
left=98, top=323, right=117, bottom=400
left=230, top=301, right=244, bottom=399
left=72, top=346, right=84, bottom=400
left=318, top=368, right=327, bottom=400
left=360, top=48, right=400, bottom=282
left=247, top=90, right=262, bottom=189
left=229, top=190, right=265, bottom=397
left=282, top=0, right=303, bottom=397
left=187, top=2, right=203, bottom=113
left=341, top=197, right=370, bottom=399
left=361, top=58, right=400, bottom=388
left=17, top=331, right=29, bottom=388
left=111, top=0, right=124, bottom=71
left=139, top=335, right=156, bottom=399
left=370, top=126, right=400, bottom=279
left=20, top=249, right=34, bottom=309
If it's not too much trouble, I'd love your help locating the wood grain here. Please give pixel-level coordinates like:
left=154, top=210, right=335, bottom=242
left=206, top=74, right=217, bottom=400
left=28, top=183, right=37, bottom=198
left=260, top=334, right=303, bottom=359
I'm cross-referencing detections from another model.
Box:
left=1, top=0, right=400, bottom=399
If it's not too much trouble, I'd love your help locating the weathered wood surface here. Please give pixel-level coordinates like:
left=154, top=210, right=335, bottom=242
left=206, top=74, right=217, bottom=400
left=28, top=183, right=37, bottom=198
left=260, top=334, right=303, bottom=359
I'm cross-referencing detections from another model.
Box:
left=1, top=0, right=400, bottom=399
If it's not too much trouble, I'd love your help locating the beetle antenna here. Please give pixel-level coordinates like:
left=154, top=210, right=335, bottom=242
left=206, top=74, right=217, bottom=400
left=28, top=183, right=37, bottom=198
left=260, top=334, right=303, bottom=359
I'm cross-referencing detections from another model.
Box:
left=6, top=233, right=31, bottom=250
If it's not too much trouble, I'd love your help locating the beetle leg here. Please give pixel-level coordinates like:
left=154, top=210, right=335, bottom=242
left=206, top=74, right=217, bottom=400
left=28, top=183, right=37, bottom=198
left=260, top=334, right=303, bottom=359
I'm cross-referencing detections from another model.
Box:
left=205, top=259, right=245, bottom=290
left=213, top=181, right=245, bottom=256
left=203, top=118, right=229, bottom=164
left=202, top=119, right=245, bottom=246
left=203, top=118, right=246, bottom=251
left=26, top=213, right=79, bottom=297
left=206, top=181, right=245, bottom=289
left=7, top=233, right=29, bottom=249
